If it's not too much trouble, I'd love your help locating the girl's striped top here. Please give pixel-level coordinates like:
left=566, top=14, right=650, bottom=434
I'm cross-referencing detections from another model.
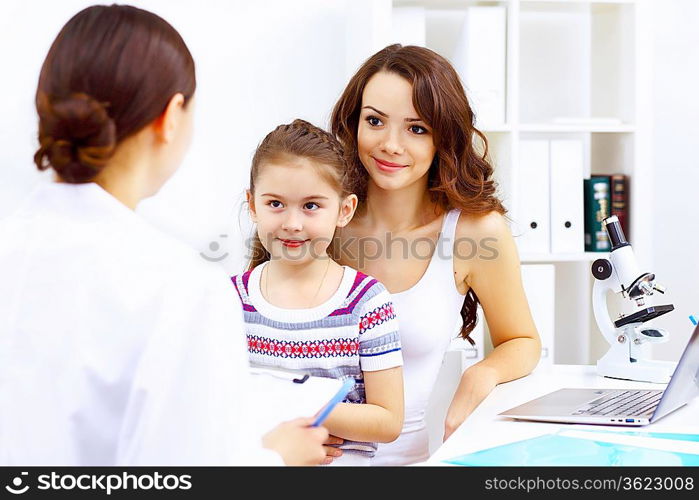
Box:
left=231, top=262, right=402, bottom=459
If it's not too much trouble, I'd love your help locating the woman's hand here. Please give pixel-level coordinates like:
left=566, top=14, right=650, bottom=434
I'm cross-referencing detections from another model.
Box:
left=443, top=364, right=499, bottom=442
left=321, top=435, right=344, bottom=465
left=262, top=417, right=329, bottom=466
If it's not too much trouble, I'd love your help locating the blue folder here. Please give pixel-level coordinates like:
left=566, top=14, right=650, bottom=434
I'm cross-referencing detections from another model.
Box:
left=444, top=433, right=699, bottom=466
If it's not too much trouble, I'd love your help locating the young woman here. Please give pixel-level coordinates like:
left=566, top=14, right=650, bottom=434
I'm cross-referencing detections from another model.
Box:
left=0, top=5, right=326, bottom=466
left=331, top=44, right=541, bottom=465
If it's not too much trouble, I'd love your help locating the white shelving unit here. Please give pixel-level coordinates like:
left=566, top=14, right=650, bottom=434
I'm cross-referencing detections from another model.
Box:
left=376, top=0, right=652, bottom=366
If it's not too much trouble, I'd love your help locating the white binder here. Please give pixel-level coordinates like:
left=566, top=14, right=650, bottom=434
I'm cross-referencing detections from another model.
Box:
left=515, top=140, right=550, bottom=254
left=520, top=264, right=556, bottom=366
left=550, top=139, right=584, bottom=253
left=454, top=6, right=507, bottom=127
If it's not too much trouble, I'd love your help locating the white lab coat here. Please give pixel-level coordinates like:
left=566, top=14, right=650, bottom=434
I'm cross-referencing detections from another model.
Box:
left=0, top=182, right=281, bottom=465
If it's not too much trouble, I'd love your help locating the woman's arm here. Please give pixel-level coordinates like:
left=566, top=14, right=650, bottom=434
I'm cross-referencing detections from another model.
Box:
left=322, top=366, right=404, bottom=443
left=444, top=211, right=541, bottom=440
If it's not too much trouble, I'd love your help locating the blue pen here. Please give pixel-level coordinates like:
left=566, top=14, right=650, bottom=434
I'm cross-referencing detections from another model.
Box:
left=690, top=315, right=698, bottom=326
left=312, top=378, right=355, bottom=427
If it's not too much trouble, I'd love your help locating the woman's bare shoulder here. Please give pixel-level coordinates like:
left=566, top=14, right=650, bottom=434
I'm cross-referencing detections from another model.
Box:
left=455, top=210, right=511, bottom=240
left=453, top=209, right=517, bottom=283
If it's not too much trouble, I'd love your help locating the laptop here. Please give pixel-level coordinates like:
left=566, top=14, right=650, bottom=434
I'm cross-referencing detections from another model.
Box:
left=499, top=324, right=699, bottom=426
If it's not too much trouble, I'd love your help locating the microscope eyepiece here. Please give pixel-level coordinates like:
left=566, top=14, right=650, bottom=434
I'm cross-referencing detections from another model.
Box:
left=603, top=215, right=629, bottom=251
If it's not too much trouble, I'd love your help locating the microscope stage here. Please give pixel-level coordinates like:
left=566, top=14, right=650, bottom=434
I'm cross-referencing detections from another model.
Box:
left=614, top=305, right=675, bottom=328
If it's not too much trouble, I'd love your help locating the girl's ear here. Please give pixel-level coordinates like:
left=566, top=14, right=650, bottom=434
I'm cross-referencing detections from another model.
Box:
left=246, top=189, right=257, bottom=222
left=337, top=194, right=358, bottom=228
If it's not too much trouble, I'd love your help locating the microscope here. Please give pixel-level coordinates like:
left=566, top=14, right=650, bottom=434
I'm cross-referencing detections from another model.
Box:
left=591, top=215, right=676, bottom=383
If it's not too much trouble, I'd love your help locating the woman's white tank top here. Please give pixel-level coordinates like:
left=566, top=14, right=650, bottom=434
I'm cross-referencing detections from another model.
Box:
left=371, top=209, right=465, bottom=466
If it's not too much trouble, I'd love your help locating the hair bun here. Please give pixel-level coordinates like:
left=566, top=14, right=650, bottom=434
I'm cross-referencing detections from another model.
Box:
left=34, top=92, right=116, bottom=183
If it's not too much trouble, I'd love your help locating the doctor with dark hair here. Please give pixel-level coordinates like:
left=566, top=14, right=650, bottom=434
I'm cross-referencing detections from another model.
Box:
left=0, top=4, right=327, bottom=466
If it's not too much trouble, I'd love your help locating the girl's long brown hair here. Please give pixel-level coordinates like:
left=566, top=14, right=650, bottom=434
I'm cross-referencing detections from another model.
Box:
left=247, top=119, right=351, bottom=271
left=330, top=44, right=506, bottom=345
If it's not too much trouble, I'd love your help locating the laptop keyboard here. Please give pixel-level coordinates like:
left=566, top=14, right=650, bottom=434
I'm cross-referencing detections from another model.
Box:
left=572, top=390, right=663, bottom=417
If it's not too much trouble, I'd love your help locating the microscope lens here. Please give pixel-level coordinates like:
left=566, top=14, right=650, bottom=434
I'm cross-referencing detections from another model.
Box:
left=604, top=216, right=628, bottom=249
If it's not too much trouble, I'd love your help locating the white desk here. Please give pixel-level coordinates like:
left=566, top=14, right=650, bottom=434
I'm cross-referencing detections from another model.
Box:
left=426, top=364, right=699, bottom=465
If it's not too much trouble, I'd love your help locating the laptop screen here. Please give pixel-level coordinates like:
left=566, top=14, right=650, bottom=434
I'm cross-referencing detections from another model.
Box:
left=653, top=324, right=699, bottom=420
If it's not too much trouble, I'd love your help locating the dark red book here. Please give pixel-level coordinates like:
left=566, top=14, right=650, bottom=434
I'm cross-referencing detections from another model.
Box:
left=610, top=174, right=629, bottom=242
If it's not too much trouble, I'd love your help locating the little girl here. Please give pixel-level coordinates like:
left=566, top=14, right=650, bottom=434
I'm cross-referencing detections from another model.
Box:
left=232, top=119, right=404, bottom=466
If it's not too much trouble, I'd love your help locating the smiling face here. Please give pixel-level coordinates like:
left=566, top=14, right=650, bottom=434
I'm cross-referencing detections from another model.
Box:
left=357, top=71, right=437, bottom=192
left=249, top=156, right=356, bottom=266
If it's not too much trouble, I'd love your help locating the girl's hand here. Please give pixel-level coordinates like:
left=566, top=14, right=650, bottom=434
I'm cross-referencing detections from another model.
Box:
left=321, top=435, right=344, bottom=465
left=443, top=364, right=499, bottom=442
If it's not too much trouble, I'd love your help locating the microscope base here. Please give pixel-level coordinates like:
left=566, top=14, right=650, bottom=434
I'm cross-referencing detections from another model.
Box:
left=597, top=357, right=676, bottom=384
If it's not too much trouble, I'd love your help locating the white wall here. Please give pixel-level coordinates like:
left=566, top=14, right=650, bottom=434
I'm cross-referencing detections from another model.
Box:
left=0, top=0, right=362, bottom=275
left=650, top=0, right=699, bottom=360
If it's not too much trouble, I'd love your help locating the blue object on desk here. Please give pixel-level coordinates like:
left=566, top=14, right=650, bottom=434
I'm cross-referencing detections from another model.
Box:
left=311, top=378, right=355, bottom=427
left=574, top=429, right=699, bottom=443
left=690, top=315, right=698, bottom=326
left=444, top=434, right=699, bottom=466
